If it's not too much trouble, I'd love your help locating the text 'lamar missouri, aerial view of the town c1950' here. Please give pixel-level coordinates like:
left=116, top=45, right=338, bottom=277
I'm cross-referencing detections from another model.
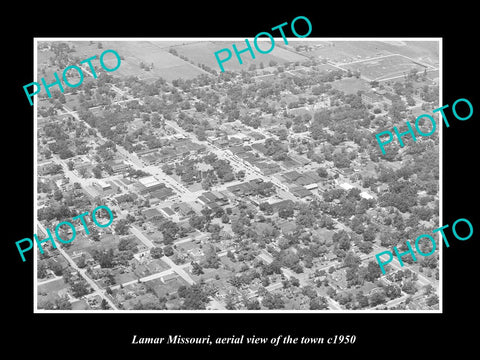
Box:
left=32, top=38, right=441, bottom=312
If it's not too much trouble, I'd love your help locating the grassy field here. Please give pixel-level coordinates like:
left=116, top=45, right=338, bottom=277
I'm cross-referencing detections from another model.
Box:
left=38, top=277, right=67, bottom=293
left=174, top=40, right=309, bottom=72
left=330, top=77, right=371, bottom=94
left=42, top=41, right=207, bottom=83
left=297, top=40, right=439, bottom=68
left=342, top=54, right=429, bottom=82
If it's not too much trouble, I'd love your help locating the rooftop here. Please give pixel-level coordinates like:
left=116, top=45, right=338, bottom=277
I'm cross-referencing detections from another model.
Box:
left=138, top=176, right=162, bottom=188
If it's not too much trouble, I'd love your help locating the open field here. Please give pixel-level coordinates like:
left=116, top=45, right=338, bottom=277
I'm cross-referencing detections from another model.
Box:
left=102, top=41, right=209, bottom=82
left=38, top=277, right=67, bottom=293
left=341, top=54, right=430, bottom=82
left=290, top=40, right=439, bottom=68
left=174, top=40, right=309, bottom=72
left=42, top=41, right=208, bottom=83
left=330, top=77, right=371, bottom=94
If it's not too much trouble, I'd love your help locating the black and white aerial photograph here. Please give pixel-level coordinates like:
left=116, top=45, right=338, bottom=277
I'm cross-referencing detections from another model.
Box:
left=34, top=39, right=441, bottom=312
left=7, top=5, right=478, bottom=357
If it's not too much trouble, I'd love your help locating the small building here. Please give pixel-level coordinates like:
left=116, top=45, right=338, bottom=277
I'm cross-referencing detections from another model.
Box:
left=93, top=179, right=112, bottom=193
left=339, top=182, right=355, bottom=191
left=142, top=208, right=163, bottom=221
left=108, top=160, right=130, bottom=173
left=160, top=207, right=176, bottom=218
left=291, top=186, right=312, bottom=198
left=360, top=191, right=374, bottom=200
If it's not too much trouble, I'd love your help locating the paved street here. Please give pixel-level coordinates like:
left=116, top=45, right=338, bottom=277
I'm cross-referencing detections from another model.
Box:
left=161, top=255, right=195, bottom=286
left=36, top=223, right=119, bottom=310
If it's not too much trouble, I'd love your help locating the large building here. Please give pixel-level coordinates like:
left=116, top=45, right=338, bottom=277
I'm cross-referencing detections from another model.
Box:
left=93, top=179, right=113, bottom=193
left=138, top=176, right=165, bottom=194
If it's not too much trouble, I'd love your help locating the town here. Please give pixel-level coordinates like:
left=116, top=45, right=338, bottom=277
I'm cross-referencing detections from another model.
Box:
left=35, top=39, right=440, bottom=311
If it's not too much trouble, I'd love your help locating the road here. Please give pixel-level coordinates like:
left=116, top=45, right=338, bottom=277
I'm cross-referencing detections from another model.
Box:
left=37, top=275, right=63, bottom=285
left=130, top=225, right=155, bottom=249
left=37, top=222, right=119, bottom=310
left=109, top=260, right=193, bottom=291
left=62, top=103, right=191, bottom=201
left=62, top=73, right=436, bottom=310
left=161, top=255, right=195, bottom=286
left=371, top=243, right=434, bottom=287
left=164, top=118, right=294, bottom=198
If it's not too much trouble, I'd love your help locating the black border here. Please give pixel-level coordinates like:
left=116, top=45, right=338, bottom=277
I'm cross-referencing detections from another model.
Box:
left=6, top=4, right=478, bottom=356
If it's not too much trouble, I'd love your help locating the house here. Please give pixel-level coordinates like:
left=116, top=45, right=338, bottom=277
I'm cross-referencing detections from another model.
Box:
left=150, top=187, right=174, bottom=200
left=142, top=208, right=163, bottom=221
left=93, top=179, right=112, bottom=193
left=360, top=191, right=374, bottom=200
left=338, top=182, right=355, bottom=191
left=108, top=160, right=130, bottom=173
left=305, top=183, right=319, bottom=190
left=270, top=199, right=294, bottom=212
left=160, top=207, right=176, bottom=218
left=161, top=273, right=179, bottom=283
left=173, top=202, right=194, bottom=217
left=361, top=91, right=385, bottom=105
left=282, top=170, right=302, bottom=183
left=290, top=186, right=312, bottom=198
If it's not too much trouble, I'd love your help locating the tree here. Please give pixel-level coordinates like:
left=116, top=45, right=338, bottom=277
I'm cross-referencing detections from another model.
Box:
left=316, top=167, right=328, bottom=178
left=114, top=219, right=129, bottom=235
left=150, top=247, right=163, bottom=259
left=37, top=261, right=48, bottom=278
left=402, top=280, right=417, bottom=295
left=356, top=292, right=369, bottom=308
left=385, top=284, right=401, bottom=299
left=48, top=260, right=64, bottom=276
left=71, top=281, right=89, bottom=298
left=358, top=241, right=373, bottom=254
left=343, top=251, right=361, bottom=269
left=92, top=165, right=102, bottom=179
left=423, top=284, right=434, bottom=296
left=119, top=237, right=137, bottom=252
left=221, top=213, right=230, bottom=224
left=364, top=261, right=382, bottom=282
left=369, top=291, right=386, bottom=306
left=309, top=296, right=328, bottom=310
left=201, top=244, right=220, bottom=269
left=77, top=254, right=87, bottom=268
left=278, top=203, right=294, bottom=219
left=245, top=299, right=261, bottom=310
left=53, top=189, right=63, bottom=201
left=178, top=284, right=210, bottom=310
left=262, top=293, right=285, bottom=309
left=363, top=224, right=376, bottom=242
left=191, top=261, right=204, bottom=275
left=164, top=246, right=174, bottom=257
left=55, top=296, right=72, bottom=310
left=89, top=226, right=100, bottom=242
left=98, top=249, right=114, bottom=268
left=426, top=294, right=439, bottom=307
left=100, top=299, right=109, bottom=309
left=333, top=230, right=351, bottom=251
